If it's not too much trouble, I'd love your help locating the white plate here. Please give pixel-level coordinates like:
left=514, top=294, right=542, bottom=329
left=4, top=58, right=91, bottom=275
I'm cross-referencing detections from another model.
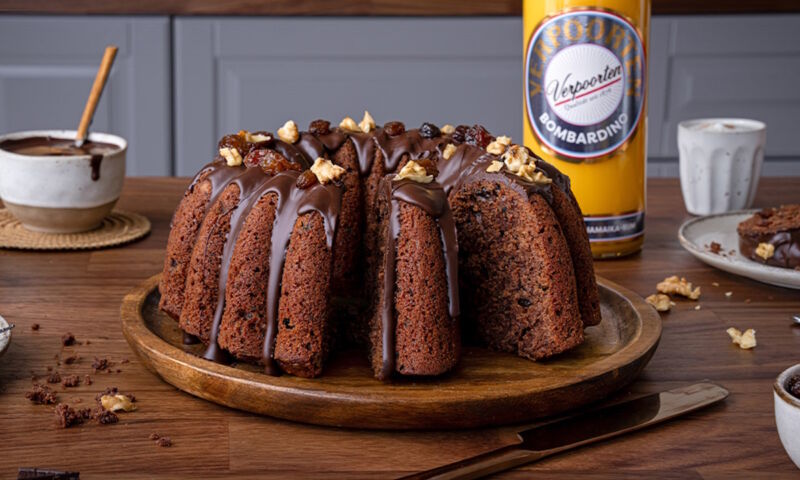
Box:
left=0, top=314, right=10, bottom=359
left=678, top=210, right=800, bottom=290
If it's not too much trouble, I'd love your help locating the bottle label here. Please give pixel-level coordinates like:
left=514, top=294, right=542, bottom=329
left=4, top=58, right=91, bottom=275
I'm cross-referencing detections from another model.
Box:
left=526, top=9, right=645, bottom=161
left=583, top=211, right=644, bottom=242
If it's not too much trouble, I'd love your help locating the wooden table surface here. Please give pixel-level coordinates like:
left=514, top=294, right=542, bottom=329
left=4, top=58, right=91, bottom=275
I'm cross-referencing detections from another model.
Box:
left=1, top=177, right=799, bottom=479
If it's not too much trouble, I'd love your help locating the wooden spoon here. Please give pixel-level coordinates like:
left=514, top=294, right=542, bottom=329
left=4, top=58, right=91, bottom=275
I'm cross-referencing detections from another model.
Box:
left=74, top=45, right=118, bottom=147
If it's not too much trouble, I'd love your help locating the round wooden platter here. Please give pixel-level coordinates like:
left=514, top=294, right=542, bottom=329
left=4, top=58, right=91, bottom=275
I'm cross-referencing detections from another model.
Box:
left=121, top=274, right=661, bottom=430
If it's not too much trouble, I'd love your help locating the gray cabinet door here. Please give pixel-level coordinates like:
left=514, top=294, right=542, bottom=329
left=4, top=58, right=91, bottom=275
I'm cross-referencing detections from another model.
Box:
left=174, top=15, right=800, bottom=178
left=648, top=14, right=800, bottom=176
left=0, top=15, right=171, bottom=176
left=173, top=17, right=521, bottom=175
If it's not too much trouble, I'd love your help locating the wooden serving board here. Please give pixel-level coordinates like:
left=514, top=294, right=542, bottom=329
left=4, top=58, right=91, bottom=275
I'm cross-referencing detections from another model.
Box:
left=121, top=274, right=661, bottom=430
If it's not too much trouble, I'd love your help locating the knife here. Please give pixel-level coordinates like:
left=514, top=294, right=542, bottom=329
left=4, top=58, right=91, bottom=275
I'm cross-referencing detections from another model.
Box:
left=399, top=382, right=728, bottom=480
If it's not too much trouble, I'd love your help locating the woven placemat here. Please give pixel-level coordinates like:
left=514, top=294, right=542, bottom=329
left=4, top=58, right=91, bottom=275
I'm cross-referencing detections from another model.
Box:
left=0, top=209, right=151, bottom=250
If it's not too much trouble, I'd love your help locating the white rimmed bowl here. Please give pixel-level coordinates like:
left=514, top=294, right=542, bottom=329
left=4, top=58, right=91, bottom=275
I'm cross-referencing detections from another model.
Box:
left=0, top=130, right=126, bottom=233
left=775, top=364, right=800, bottom=469
left=0, top=314, right=10, bottom=359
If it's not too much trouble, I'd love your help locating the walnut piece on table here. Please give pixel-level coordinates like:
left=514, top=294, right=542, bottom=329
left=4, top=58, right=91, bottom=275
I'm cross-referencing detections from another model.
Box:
left=727, top=327, right=757, bottom=349
left=657, top=275, right=701, bottom=300
left=646, top=293, right=672, bottom=312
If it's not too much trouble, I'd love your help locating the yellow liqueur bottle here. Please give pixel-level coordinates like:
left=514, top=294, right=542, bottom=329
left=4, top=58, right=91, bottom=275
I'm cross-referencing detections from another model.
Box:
left=523, top=0, right=649, bottom=258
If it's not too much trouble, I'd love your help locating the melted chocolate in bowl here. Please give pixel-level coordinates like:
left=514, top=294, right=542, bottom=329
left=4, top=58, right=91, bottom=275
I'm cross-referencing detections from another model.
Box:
left=0, top=136, right=120, bottom=181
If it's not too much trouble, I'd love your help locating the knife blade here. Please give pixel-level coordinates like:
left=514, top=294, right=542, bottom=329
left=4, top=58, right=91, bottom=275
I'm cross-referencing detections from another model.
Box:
left=399, top=382, right=728, bottom=480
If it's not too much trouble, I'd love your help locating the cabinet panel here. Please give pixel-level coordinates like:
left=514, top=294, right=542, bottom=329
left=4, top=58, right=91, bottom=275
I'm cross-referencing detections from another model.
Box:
left=652, top=14, right=800, bottom=160
left=0, top=16, right=171, bottom=176
left=174, top=17, right=521, bottom=175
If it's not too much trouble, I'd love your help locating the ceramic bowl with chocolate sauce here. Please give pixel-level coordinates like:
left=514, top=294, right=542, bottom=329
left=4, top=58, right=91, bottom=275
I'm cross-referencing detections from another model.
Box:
left=775, top=363, right=800, bottom=469
left=0, top=130, right=126, bottom=233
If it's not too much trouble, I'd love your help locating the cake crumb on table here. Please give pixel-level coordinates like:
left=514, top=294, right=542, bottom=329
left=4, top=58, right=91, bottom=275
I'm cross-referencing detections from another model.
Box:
left=94, top=408, right=119, bottom=425
left=30, top=323, right=40, bottom=331
left=155, top=437, right=172, bottom=447
left=25, top=384, right=58, bottom=405
left=61, top=333, right=76, bottom=346
left=46, top=372, right=61, bottom=384
left=61, top=375, right=80, bottom=388
left=91, top=357, right=112, bottom=373
left=54, top=404, right=83, bottom=428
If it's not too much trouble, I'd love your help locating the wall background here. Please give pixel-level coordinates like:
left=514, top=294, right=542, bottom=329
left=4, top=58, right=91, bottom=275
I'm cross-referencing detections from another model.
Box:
left=0, top=14, right=798, bottom=177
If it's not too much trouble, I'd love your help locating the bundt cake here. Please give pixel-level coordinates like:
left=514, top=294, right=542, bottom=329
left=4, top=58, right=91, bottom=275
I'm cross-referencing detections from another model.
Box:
left=737, top=205, right=800, bottom=270
left=159, top=114, right=601, bottom=380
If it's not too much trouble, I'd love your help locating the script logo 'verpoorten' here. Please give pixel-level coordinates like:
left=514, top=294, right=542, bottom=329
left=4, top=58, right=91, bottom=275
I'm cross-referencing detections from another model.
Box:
left=526, top=9, right=645, bottom=161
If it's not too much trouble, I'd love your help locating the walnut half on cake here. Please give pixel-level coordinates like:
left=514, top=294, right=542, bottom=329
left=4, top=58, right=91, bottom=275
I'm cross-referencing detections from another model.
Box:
left=737, top=205, right=800, bottom=270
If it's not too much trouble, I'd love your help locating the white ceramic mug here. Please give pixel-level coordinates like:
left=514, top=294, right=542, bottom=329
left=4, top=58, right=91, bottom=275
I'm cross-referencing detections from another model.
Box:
left=0, top=130, right=127, bottom=233
left=775, top=364, right=800, bottom=469
left=678, top=118, right=766, bottom=216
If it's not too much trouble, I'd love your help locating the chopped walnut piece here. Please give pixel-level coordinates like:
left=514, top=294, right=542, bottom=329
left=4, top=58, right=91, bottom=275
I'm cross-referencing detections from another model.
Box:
left=727, top=327, right=757, bottom=349
left=442, top=143, right=457, bottom=161
left=495, top=135, right=512, bottom=147
left=394, top=160, right=433, bottom=184
left=656, top=275, right=701, bottom=300
left=486, top=160, right=504, bottom=173
left=100, top=394, right=138, bottom=413
left=755, top=242, right=775, bottom=260
left=277, top=120, right=299, bottom=144
left=441, top=124, right=455, bottom=135
left=219, top=147, right=243, bottom=167
left=239, top=130, right=271, bottom=144
left=486, top=139, right=507, bottom=155
left=501, top=145, right=532, bottom=173
left=646, top=293, right=671, bottom=312
left=338, top=116, right=360, bottom=133
left=310, top=158, right=346, bottom=185
left=358, top=110, right=376, bottom=133
left=515, top=164, right=552, bottom=185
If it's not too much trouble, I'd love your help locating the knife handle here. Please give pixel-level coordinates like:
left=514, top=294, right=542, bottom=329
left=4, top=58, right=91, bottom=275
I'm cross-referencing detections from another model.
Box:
left=399, top=382, right=728, bottom=480
left=398, top=444, right=542, bottom=480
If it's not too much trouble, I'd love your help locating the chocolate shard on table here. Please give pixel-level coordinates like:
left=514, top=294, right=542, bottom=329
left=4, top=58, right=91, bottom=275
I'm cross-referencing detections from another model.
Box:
left=17, top=468, right=79, bottom=480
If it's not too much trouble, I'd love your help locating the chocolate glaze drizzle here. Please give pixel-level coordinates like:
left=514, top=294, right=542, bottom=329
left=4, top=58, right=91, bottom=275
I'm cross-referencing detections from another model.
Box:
left=378, top=177, right=460, bottom=380
left=183, top=123, right=577, bottom=377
